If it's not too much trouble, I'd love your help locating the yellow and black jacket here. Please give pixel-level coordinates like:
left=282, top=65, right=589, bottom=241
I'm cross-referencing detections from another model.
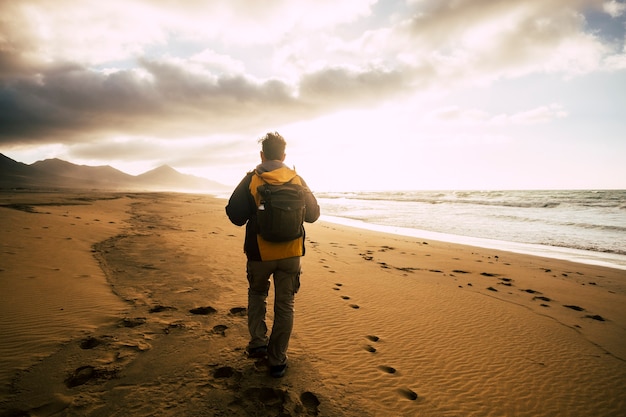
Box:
left=226, top=162, right=320, bottom=261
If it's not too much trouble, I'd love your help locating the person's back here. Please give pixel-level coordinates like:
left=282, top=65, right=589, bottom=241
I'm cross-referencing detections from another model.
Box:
left=225, top=132, right=320, bottom=378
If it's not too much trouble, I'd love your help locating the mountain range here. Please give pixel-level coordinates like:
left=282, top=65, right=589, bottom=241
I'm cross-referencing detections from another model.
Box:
left=0, top=154, right=230, bottom=193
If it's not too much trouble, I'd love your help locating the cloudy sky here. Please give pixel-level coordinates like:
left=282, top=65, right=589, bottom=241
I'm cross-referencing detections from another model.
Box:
left=1, top=0, right=625, bottom=191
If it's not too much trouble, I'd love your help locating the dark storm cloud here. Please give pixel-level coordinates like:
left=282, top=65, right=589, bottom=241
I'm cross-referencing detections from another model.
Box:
left=0, top=53, right=419, bottom=146
left=0, top=62, right=158, bottom=144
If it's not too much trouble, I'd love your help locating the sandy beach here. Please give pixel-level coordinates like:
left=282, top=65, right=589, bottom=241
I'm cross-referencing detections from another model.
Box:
left=1, top=191, right=625, bottom=416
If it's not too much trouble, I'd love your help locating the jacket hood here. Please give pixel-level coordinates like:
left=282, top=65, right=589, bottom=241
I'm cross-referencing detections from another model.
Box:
left=255, top=163, right=297, bottom=185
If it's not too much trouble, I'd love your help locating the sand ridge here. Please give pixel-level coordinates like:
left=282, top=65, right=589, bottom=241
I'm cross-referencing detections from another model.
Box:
left=1, top=192, right=625, bottom=416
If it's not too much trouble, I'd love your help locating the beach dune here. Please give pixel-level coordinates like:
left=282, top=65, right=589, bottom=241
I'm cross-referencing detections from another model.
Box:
left=1, top=192, right=624, bottom=416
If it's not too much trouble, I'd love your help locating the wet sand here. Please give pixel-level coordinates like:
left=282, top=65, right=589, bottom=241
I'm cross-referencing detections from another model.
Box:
left=1, top=191, right=625, bottom=416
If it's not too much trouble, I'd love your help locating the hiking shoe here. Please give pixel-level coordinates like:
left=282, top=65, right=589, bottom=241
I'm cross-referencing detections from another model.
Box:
left=270, top=364, right=287, bottom=378
left=247, top=345, right=268, bottom=358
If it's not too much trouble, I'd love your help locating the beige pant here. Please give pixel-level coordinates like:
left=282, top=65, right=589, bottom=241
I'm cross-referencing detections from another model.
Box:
left=246, top=257, right=301, bottom=366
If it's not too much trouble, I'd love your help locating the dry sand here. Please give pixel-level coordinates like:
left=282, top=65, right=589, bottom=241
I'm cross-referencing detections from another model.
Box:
left=0, top=191, right=625, bottom=417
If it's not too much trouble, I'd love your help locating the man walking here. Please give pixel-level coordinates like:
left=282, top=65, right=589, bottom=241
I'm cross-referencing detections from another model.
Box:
left=226, top=132, right=320, bottom=378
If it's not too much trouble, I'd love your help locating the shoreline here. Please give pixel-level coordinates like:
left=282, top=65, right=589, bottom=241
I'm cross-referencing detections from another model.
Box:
left=1, top=191, right=625, bottom=416
left=320, top=214, right=626, bottom=271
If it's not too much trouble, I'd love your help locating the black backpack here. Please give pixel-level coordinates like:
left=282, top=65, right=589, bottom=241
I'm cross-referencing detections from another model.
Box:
left=256, top=177, right=306, bottom=242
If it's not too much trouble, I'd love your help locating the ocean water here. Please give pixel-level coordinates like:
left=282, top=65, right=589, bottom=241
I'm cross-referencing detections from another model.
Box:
left=315, top=190, right=626, bottom=270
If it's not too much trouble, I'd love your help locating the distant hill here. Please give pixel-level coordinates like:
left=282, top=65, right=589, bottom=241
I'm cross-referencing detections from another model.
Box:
left=0, top=154, right=230, bottom=192
left=31, top=158, right=136, bottom=185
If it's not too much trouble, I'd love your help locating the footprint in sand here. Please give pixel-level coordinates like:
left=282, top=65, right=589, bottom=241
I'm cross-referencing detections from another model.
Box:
left=349, top=304, right=360, bottom=309
left=65, top=365, right=97, bottom=388
left=300, top=391, right=321, bottom=414
left=80, top=336, right=104, bottom=350
left=364, top=345, right=377, bottom=353
left=341, top=295, right=350, bottom=300
left=213, top=366, right=235, bottom=378
left=65, top=365, right=116, bottom=388
left=398, top=388, right=419, bottom=401
left=366, top=335, right=380, bottom=342
left=149, top=305, right=176, bottom=313
left=499, top=277, right=513, bottom=286
left=229, top=307, right=247, bottom=316
left=212, top=324, right=228, bottom=336
left=378, top=365, right=397, bottom=374
left=189, top=306, right=217, bottom=315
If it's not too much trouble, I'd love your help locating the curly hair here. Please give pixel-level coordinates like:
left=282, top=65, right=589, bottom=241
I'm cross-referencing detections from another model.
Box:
left=258, top=132, right=286, bottom=160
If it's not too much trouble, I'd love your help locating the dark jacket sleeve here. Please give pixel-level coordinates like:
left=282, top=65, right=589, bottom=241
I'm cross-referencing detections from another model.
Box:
left=225, top=173, right=254, bottom=226
left=225, top=172, right=262, bottom=261
left=300, top=177, right=320, bottom=223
